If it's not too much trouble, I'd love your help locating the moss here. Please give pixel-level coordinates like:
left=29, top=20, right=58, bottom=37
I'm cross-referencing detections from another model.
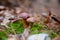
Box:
left=0, top=21, right=60, bottom=40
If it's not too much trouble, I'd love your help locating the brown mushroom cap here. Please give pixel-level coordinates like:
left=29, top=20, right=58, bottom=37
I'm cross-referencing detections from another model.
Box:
left=27, top=17, right=37, bottom=23
left=18, top=12, right=30, bottom=19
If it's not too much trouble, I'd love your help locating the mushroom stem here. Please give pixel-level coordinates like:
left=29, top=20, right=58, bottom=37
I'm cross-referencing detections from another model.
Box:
left=23, top=19, right=28, bottom=28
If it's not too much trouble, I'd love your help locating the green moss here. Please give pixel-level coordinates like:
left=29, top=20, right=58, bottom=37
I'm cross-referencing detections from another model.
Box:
left=7, top=21, right=24, bottom=34
left=0, top=31, right=7, bottom=40
left=0, top=21, right=60, bottom=40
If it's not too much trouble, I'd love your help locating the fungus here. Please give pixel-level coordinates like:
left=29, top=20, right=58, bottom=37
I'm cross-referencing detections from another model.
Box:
left=18, top=12, right=30, bottom=28
left=18, top=12, right=30, bottom=19
left=27, top=17, right=37, bottom=28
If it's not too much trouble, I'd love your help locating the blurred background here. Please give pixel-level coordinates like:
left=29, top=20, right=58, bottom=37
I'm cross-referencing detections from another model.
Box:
left=0, top=0, right=60, bottom=40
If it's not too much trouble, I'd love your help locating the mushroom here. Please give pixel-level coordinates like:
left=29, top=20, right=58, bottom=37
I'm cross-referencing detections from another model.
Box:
left=27, top=17, right=37, bottom=28
left=18, top=12, right=30, bottom=28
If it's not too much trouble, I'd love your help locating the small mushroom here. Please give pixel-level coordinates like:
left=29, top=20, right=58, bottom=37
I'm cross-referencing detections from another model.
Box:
left=27, top=17, right=37, bottom=22
left=18, top=12, right=30, bottom=19
left=18, top=12, right=30, bottom=28
left=27, top=17, right=37, bottom=28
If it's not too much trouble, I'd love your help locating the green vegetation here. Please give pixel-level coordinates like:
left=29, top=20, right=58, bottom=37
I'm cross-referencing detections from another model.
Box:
left=0, top=21, right=60, bottom=40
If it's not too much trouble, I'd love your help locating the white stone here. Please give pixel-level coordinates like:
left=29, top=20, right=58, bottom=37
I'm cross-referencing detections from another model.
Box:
left=27, top=33, right=51, bottom=40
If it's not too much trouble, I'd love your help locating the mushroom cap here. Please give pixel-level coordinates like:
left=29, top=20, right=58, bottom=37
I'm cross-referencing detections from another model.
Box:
left=18, top=12, right=30, bottom=19
left=27, top=17, right=37, bottom=22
